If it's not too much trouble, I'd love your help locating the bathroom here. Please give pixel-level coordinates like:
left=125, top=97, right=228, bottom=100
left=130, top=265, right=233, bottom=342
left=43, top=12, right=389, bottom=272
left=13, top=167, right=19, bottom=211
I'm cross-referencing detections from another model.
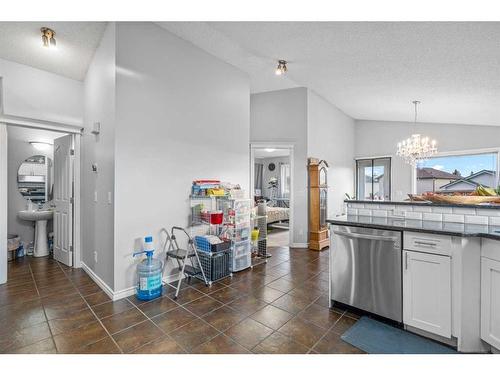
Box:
left=7, top=125, right=73, bottom=264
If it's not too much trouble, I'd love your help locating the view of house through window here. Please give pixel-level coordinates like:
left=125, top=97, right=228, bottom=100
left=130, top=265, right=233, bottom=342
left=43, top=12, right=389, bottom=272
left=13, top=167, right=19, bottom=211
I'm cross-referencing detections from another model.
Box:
left=356, top=157, right=391, bottom=200
left=416, top=152, right=499, bottom=195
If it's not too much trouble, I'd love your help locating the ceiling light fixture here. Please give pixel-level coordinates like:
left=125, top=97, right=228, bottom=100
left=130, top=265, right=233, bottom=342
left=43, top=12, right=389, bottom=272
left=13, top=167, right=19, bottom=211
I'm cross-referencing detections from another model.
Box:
left=396, top=101, right=437, bottom=165
left=265, top=148, right=276, bottom=153
left=275, top=60, right=287, bottom=76
left=29, top=141, right=53, bottom=151
left=41, top=27, right=57, bottom=49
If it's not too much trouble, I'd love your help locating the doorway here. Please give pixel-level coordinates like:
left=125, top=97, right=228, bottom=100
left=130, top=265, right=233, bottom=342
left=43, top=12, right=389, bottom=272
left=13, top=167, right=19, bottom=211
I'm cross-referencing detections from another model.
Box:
left=1, top=122, right=81, bottom=283
left=250, top=144, right=294, bottom=248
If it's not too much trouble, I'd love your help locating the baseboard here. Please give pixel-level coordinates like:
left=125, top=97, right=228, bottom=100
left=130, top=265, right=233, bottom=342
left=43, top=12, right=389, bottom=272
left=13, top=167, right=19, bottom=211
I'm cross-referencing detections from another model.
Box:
left=290, top=242, right=309, bottom=248
left=82, top=263, right=185, bottom=301
left=80, top=262, right=115, bottom=300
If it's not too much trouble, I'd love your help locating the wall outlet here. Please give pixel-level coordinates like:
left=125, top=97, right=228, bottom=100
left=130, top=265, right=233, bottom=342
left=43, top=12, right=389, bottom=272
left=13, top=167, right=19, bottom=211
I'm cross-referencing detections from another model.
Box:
left=94, top=251, right=98, bottom=263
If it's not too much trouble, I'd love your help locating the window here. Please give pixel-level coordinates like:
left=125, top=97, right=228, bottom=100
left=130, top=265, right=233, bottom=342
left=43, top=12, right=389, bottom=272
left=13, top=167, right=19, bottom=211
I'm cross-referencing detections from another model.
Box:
left=416, top=151, right=499, bottom=195
left=356, top=157, right=391, bottom=200
left=279, top=163, right=291, bottom=198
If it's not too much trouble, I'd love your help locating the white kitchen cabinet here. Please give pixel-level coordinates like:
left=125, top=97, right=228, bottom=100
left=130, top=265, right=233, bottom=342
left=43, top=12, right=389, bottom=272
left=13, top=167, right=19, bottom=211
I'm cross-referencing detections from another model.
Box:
left=481, top=256, right=500, bottom=350
left=403, top=250, right=452, bottom=338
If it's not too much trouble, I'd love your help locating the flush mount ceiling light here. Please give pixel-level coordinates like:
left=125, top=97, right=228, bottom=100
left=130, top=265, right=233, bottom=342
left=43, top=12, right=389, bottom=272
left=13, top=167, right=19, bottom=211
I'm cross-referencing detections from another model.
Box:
left=396, top=101, right=437, bottom=165
left=275, top=60, right=287, bottom=76
left=41, top=27, right=56, bottom=49
left=29, top=141, right=53, bottom=151
left=265, top=148, right=276, bottom=153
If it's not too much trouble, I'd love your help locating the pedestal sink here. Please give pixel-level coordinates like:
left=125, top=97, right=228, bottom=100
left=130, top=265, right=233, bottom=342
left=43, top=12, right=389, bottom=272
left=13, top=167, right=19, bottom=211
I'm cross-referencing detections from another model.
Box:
left=18, top=210, right=53, bottom=257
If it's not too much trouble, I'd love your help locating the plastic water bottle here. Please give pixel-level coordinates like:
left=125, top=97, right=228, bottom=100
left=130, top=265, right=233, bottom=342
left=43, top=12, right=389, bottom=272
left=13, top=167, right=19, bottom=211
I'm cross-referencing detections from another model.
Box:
left=133, top=236, right=163, bottom=301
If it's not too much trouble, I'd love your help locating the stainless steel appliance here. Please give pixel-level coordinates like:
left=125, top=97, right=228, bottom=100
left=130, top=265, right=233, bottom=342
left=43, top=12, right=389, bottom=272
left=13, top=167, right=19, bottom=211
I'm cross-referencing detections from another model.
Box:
left=330, top=224, right=402, bottom=322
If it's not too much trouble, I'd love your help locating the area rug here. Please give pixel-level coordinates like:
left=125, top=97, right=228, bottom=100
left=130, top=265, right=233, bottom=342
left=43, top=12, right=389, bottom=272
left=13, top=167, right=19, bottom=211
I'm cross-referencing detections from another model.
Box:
left=341, top=316, right=457, bottom=354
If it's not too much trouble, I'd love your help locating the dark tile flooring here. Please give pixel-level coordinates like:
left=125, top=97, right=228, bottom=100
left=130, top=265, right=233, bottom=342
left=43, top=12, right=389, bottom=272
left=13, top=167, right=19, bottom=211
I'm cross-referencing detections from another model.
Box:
left=0, top=246, right=364, bottom=354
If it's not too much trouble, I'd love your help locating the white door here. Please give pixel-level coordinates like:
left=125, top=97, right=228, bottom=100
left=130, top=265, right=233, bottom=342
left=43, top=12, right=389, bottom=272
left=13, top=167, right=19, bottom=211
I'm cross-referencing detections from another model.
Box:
left=403, top=250, right=452, bottom=338
left=53, top=134, right=73, bottom=267
left=481, top=257, right=500, bottom=350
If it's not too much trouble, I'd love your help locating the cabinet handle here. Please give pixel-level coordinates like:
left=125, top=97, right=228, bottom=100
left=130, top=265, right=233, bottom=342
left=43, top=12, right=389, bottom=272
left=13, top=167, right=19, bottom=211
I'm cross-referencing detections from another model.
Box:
left=405, top=252, right=408, bottom=270
left=414, top=240, right=437, bottom=247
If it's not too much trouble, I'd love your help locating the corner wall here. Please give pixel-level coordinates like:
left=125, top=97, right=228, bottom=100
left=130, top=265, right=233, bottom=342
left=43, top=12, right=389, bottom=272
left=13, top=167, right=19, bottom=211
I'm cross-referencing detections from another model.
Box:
left=113, top=23, right=250, bottom=292
left=250, top=88, right=309, bottom=245
left=307, top=90, right=355, bottom=217
left=82, top=23, right=116, bottom=289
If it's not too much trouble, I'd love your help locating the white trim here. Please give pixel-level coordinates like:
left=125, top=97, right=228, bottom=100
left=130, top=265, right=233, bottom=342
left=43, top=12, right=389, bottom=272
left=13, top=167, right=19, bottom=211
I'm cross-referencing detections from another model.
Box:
left=73, top=134, right=81, bottom=268
left=0, top=123, right=7, bottom=284
left=0, top=114, right=82, bottom=134
left=81, top=262, right=115, bottom=300
left=291, top=242, right=309, bottom=249
left=250, top=142, right=295, bottom=248
left=82, top=261, right=184, bottom=301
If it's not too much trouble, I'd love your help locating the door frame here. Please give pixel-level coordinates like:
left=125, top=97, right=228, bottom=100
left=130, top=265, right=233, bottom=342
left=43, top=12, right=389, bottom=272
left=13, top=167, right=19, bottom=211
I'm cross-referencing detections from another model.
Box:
left=250, top=142, right=295, bottom=248
left=0, top=117, right=82, bottom=284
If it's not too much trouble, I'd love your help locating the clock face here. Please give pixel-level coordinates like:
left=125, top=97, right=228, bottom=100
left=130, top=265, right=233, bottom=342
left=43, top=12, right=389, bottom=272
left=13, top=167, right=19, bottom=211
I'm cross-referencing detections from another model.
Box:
left=268, top=163, right=276, bottom=171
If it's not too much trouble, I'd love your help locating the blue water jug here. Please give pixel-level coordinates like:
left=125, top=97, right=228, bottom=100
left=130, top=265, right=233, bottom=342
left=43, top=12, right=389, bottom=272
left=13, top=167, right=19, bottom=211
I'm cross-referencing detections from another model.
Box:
left=133, top=236, right=163, bottom=301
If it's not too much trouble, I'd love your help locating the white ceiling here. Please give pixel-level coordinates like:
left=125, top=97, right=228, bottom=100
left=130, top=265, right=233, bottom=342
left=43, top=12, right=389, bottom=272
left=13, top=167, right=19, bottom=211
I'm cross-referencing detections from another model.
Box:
left=159, top=22, right=500, bottom=126
left=0, top=22, right=107, bottom=81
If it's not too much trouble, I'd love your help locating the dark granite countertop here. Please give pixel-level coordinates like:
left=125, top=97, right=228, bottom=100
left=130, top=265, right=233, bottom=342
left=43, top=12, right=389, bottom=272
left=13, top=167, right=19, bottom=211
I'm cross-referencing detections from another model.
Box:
left=327, top=215, right=500, bottom=240
left=345, top=199, right=500, bottom=210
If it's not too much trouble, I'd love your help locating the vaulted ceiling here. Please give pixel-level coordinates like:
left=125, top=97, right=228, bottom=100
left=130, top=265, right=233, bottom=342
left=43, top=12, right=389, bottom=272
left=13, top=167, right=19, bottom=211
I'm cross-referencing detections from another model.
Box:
left=159, top=22, right=500, bottom=126
left=2, top=21, right=500, bottom=126
left=0, top=22, right=107, bottom=80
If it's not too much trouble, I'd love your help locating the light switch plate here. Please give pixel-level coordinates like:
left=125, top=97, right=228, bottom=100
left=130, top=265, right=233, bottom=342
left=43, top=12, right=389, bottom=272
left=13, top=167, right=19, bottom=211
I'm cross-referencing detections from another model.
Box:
left=94, top=191, right=98, bottom=203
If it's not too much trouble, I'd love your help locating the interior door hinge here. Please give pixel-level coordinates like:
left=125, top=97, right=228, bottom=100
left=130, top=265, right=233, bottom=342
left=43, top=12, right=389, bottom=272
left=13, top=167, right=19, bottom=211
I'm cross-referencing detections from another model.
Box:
left=69, top=245, right=73, bottom=253
left=70, top=149, right=75, bottom=156
left=70, top=197, right=74, bottom=204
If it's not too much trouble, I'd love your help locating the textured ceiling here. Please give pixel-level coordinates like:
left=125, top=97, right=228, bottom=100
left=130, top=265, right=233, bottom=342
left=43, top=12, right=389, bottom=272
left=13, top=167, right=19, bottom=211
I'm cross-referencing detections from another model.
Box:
left=0, top=22, right=107, bottom=81
left=160, top=22, right=500, bottom=126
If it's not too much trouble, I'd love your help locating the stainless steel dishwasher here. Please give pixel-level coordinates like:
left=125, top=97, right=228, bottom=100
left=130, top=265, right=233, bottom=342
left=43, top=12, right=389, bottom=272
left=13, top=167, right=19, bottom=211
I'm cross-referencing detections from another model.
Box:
left=330, top=224, right=403, bottom=322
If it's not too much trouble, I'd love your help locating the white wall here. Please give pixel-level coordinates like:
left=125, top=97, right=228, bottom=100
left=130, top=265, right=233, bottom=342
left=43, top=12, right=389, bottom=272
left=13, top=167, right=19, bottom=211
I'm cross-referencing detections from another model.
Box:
left=0, top=123, right=7, bottom=284
left=82, top=23, right=116, bottom=289
left=0, top=58, right=83, bottom=125
left=307, top=90, right=355, bottom=217
left=250, top=88, right=308, bottom=245
left=355, top=120, right=500, bottom=200
left=7, top=128, right=55, bottom=247
left=113, top=23, right=250, bottom=292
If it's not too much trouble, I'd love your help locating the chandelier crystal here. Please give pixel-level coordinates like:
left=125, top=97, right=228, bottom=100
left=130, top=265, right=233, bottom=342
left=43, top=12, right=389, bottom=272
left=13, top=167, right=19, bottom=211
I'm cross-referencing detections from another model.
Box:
left=396, top=101, right=437, bottom=165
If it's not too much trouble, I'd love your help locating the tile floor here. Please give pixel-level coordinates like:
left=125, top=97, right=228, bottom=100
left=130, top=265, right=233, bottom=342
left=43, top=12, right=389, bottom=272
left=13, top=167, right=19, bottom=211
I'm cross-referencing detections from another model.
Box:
left=0, top=246, right=364, bottom=354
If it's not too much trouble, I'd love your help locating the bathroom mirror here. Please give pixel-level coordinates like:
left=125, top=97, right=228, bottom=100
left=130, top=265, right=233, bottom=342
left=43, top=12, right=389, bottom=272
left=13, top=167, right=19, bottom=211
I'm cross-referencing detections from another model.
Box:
left=17, top=155, right=53, bottom=203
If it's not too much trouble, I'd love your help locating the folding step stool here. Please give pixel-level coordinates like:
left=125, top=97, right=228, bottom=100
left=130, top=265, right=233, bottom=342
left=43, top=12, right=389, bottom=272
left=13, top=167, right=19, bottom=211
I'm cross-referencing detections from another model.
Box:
left=162, top=226, right=209, bottom=299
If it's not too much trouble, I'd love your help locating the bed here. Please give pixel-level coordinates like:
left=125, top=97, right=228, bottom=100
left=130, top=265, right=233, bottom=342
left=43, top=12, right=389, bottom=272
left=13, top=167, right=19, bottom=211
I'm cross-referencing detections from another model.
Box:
left=253, top=206, right=290, bottom=224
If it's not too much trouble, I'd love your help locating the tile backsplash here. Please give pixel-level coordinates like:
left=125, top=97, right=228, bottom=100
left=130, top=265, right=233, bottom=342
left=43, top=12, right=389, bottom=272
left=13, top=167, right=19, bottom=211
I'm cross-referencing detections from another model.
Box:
left=345, top=201, right=500, bottom=226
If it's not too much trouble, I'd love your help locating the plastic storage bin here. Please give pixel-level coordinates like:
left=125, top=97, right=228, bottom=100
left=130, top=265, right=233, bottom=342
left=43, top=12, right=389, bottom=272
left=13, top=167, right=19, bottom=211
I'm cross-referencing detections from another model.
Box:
left=231, top=252, right=251, bottom=272
left=225, top=223, right=250, bottom=242
left=233, top=240, right=251, bottom=258
left=196, top=249, right=231, bottom=283
left=194, top=236, right=231, bottom=253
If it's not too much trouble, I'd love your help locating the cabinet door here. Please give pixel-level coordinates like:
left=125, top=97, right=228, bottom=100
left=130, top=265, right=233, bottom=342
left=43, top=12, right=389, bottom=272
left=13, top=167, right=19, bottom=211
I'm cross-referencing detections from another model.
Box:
left=481, top=257, right=500, bottom=350
left=403, top=250, right=452, bottom=338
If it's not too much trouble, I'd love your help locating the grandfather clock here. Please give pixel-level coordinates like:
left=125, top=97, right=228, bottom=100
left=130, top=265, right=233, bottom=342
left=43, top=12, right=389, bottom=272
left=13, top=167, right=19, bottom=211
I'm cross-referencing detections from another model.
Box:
left=308, top=158, right=329, bottom=251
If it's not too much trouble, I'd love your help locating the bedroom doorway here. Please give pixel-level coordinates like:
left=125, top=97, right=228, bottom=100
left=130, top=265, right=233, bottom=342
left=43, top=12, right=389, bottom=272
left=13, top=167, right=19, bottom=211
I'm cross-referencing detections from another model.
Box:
left=250, top=144, right=293, bottom=248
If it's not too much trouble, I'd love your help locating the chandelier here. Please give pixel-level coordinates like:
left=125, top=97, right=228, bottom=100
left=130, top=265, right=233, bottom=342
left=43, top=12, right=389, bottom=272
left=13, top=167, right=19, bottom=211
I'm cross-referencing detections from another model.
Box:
left=396, top=101, right=437, bottom=165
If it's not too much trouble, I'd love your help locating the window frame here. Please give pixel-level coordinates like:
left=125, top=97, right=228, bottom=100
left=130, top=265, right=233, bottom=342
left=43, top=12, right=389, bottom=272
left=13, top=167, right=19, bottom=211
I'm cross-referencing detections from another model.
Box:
left=411, top=148, right=500, bottom=194
left=355, top=156, right=392, bottom=201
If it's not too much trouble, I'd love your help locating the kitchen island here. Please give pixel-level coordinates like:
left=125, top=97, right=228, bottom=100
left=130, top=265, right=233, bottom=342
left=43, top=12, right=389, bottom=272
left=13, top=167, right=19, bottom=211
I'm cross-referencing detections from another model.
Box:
left=327, top=209, right=500, bottom=353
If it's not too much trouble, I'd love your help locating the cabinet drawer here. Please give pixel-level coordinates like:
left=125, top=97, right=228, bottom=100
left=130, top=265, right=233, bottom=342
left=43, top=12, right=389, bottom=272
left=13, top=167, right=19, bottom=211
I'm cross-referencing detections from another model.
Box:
left=482, top=239, right=500, bottom=262
left=404, top=232, right=452, bottom=256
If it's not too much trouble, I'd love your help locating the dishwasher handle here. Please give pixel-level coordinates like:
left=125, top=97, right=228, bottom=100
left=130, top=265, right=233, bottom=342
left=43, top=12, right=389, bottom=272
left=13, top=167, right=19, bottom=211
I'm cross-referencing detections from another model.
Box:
left=331, top=229, right=399, bottom=242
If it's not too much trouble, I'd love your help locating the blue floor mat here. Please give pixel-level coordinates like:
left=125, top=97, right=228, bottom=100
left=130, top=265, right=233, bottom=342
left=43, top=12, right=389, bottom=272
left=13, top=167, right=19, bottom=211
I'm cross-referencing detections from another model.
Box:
left=341, top=316, right=457, bottom=354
